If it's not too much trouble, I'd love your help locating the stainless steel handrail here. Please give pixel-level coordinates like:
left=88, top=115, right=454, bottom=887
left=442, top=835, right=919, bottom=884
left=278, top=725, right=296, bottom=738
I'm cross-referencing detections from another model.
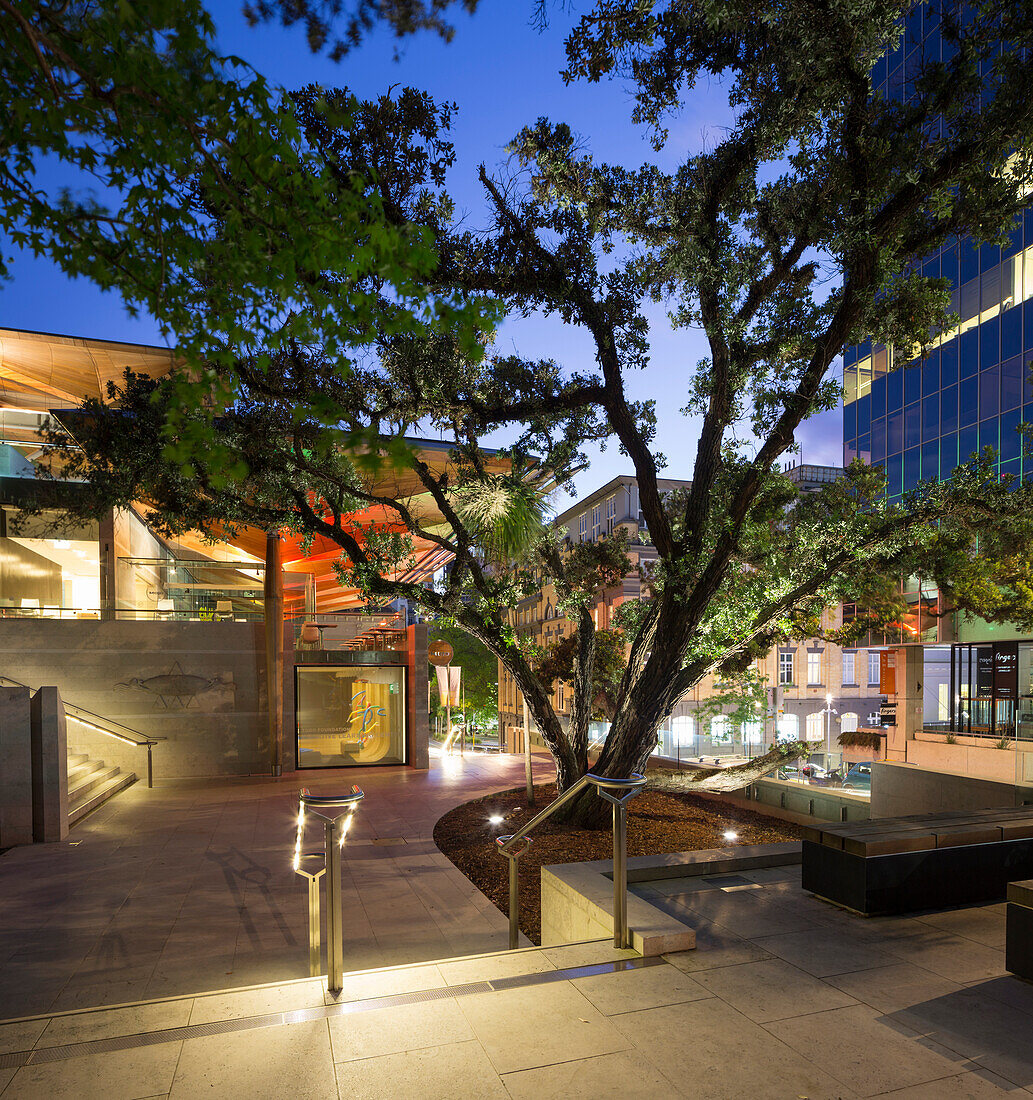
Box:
left=0, top=674, right=164, bottom=787
left=495, top=771, right=647, bottom=950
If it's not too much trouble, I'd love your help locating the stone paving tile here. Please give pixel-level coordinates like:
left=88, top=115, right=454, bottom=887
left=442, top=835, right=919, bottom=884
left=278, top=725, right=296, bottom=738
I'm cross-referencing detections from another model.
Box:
left=36, top=998, right=193, bottom=1047
left=570, top=961, right=711, bottom=1016
left=437, top=948, right=554, bottom=986
left=49, top=977, right=158, bottom=1013
left=868, top=1070, right=1028, bottom=1097
left=456, top=981, right=630, bottom=1075
left=964, top=975, right=1033, bottom=1020
left=888, top=932, right=1009, bottom=985
left=325, top=961, right=445, bottom=1005
left=912, top=905, right=1008, bottom=950
left=753, top=926, right=898, bottom=978
left=332, top=1039, right=508, bottom=1100
left=886, top=986, right=1033, bottom=1090
left=766, top=1003, right=967, bottom=1097
left=660, top=918, right=775, bottom=972
left=328, top=998, right=472, bottom=1062
left=0, top=1018, right=48, bottom=1055
left=170, top=1018, right=334, bottom=1100
left=610, top=997, right=858, bottom=1100
left=501, top=1048, right=683, bottom=1099
left=691, top=957, right=858, bottom=1023
left=2, top=1041, right=184, bottom=1100
left=827, top=962, right=965, bottom=1015
left=188, top=977, right=324, bottom=1023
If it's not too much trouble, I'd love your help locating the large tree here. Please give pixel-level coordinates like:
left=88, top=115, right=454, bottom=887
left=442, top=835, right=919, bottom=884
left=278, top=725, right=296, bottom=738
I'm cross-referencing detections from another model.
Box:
left=39, top=0, right=1033, bottom=824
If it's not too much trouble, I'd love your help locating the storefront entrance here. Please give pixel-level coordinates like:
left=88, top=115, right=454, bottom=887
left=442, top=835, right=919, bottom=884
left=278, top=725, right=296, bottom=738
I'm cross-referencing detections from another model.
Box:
left=949, top=641, right=1033, bottom=738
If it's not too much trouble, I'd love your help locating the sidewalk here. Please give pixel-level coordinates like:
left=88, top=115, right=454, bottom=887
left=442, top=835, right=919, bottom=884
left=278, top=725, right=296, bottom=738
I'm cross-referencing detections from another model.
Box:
left=0, top=748, right=554, bottom=1019
left=1, top=866, right=1031, bottom=1098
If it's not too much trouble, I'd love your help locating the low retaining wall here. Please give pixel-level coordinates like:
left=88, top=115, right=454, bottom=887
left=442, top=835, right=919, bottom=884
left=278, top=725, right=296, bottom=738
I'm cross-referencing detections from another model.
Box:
left=0, top=619, right=276, bottom=778
left=540, top=843, right=800, bottom=955
left=871, top=760, right=1033, bottom=817
left=739, top=778, right=871, bottom=824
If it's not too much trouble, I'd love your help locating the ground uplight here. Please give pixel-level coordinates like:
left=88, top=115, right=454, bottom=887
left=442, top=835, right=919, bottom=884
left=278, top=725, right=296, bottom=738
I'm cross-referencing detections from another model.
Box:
left=488, top=814, right=504, bottom=826
left=722, top=830, right=739, bottom=842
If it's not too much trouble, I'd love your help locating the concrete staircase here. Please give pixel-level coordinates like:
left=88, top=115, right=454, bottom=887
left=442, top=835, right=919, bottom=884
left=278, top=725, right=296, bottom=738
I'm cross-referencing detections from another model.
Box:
left=67, top=752, right=136, bottom=826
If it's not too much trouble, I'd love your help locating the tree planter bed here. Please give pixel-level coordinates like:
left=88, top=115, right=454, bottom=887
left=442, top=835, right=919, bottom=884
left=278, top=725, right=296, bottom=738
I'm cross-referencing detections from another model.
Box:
left=800, top=807, right=1033, bottom=916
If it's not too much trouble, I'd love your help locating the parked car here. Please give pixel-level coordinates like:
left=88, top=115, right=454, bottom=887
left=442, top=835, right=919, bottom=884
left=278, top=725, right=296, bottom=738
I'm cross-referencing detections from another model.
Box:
left=843, top=762, right=873, bottom=791
left=777, top=763, right=834, bottom=786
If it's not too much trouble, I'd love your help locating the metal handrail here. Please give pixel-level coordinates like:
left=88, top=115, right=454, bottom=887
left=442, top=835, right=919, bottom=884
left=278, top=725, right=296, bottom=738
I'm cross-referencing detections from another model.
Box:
left=0, top=674, right=163, bottom=787
left=495, top=771, right=647, bottom=950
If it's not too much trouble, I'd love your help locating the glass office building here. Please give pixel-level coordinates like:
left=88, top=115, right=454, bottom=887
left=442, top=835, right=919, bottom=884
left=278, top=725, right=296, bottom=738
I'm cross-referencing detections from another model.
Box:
left=841, top=7, right=1033, bottom=740
left=843, top=6, right=1033, bottom=497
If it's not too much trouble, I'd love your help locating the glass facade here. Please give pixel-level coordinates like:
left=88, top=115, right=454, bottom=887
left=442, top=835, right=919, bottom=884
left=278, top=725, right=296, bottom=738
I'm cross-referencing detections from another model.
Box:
left=843, top=10, right=1033, bottom=499
left=296, top=664, right=407, bottom=767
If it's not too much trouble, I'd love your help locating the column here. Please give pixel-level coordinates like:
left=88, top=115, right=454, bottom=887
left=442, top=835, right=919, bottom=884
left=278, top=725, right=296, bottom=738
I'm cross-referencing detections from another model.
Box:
left=264, top=530, right=284, bottom=776
left=0, top=686, right=33, bottom=847
left=30, top=686, right=68, bottom=842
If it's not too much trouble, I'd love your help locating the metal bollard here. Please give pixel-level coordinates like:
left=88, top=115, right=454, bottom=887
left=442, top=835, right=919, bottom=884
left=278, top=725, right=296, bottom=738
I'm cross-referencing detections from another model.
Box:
left=294, top=787, right=364, bottom=992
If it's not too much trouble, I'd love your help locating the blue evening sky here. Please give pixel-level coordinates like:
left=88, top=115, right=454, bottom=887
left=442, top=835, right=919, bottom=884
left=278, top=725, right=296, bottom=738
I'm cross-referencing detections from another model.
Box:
left=0, top=2, right=842, bottom=504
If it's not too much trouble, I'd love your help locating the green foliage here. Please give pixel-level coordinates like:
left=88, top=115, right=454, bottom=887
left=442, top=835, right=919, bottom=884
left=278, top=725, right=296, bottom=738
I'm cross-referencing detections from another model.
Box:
left=1, top=1, right=495, bottom=473
left=450, top=476, right=551, bottom=568
left=838, top=729, right=883, bottom=751
left=426, top=620, right=498, bottom=726
left=689, top=667, right=769, bottom=740
left=533, top=627, right=626, bottom=720
left=31, top=3, right=1033, bottom=792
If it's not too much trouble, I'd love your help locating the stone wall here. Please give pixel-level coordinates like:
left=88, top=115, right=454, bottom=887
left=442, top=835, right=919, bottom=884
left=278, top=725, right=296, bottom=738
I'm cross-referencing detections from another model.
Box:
left=0, top=619, right=271, bottom=779
left=871, top=760, right=1033, bottom=817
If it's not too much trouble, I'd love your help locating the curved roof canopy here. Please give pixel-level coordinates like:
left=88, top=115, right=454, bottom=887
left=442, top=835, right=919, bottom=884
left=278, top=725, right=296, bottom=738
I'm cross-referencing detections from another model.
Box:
left=0, top=327, right=174, bottom=412
left=2, top=328, right=521, bottom=610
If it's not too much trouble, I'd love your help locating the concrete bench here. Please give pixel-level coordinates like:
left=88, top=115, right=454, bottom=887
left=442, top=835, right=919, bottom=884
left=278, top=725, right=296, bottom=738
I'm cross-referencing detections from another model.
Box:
left=1006, top=880, right=1033, bottom=981
left=801, top=807, right=1033, bottom=915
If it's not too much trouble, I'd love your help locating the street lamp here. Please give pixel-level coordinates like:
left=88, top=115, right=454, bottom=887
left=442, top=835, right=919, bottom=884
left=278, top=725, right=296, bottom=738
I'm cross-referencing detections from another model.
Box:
left=823, top=692, right=839, bottom=768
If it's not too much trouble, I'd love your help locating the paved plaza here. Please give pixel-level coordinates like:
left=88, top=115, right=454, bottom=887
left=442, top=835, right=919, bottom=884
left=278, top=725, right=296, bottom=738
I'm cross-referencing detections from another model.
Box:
left=0, top=748, right=553, bottom=1020
left=1, top=863, right=1032, bottom=1098
left=2, top=753, right=1033, bottom=1097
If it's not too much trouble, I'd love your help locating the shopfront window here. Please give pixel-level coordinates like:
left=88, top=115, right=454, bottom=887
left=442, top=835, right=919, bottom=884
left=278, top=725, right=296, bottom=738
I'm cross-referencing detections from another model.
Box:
left=296, top=665, right=406, bottom=767
left=777, top=713, right=799, bottom=742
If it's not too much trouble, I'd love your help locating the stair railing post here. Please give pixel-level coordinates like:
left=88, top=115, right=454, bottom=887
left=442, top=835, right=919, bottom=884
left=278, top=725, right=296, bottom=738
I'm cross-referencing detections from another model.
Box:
left=592, top=776, right=646, bottom=951
left=325, top=814, right=344, bottom=991
left=612, top=798, right=628, bottom=949
left=508, top=854, right=520, bottom=950
left=296, top=788, right=363, bottom=993
left=147, top=744, right=153, bottom=789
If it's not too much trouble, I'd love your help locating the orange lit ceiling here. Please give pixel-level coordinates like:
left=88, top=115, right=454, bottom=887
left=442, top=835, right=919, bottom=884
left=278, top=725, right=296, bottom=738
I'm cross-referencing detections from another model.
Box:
left=168, top=442, right=515, bottom=610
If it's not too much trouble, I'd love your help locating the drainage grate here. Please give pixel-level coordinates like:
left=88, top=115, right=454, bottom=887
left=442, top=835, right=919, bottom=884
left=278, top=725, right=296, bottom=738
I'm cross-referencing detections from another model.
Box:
left=1, top=956, right=665, bottom=1069
left=370, top=837, right=407, bottom=846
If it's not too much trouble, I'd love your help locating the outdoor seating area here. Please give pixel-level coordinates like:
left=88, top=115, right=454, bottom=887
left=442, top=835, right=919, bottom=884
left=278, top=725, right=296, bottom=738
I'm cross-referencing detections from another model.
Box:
left=801, top=807, right=1033, bottom=915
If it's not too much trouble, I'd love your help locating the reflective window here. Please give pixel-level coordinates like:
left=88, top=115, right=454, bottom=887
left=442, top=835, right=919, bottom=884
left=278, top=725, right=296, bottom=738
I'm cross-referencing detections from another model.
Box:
left=296, top=665, right=406, bottom=767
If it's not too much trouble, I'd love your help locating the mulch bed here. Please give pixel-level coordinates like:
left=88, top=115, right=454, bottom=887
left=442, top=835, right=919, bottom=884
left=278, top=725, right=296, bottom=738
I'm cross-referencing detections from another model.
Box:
left=433, top=782, right=802, bottom=944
